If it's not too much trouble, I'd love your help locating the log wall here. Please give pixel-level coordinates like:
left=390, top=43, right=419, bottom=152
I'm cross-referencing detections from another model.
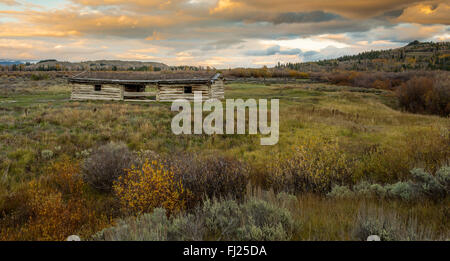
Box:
left=70, top=78, right=224, bottom=102
left=71, top=84, right=124, bottom=101
left=157, top=84, right=211, bottom=102
left=210, top=79, right=225, bottom=100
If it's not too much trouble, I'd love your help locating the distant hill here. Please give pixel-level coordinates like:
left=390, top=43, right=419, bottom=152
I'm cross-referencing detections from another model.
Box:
left=277, top=41, right=450, bottom=72
left=22, top=60, right=169, bottom=72
left=0, top=60, right=36, bottom=66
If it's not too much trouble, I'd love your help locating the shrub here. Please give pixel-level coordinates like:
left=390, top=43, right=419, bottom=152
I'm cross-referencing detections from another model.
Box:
left=7, top=148, right=37, bottom=178
left=360, top=183, right=387, bottom=198
left=328, top=182, right=389, bottom=199
left=202, top=199, right=242, bottom=240
left=113, top=160, right=186, bottom=215
left=75, top=149, right=92, bottom=159
left=352, top=209, right=403, bottom=241
left=238, top=199, right=295, bottom=241
left=386, top=182, right=416, bottom=201
left=429, top=73, right=450, bottom=116
left=45, top=159, right=84, bottom=195
left=385, top=167, right=448, bottom=201
left=93, top=195, right=297, bottom=241
left=167, top=212, right=204, bottom=241
left=169, top=154, right=249, bottom=208
left=94, top=208, right=170, bottom=241
left=314, top=70, right=450, bottom=117
left=0, top=159, right=110, bottom=241
left=352, top=207, right=438, bottom=241
left=41, top=150, right=54, bottom=160
left=353, top=144, right=412, bottom=183
left=397, top=75, right=449, bottom=116
left=202, top=198, right=296, bottom=241
left=327, top=185, right=354, bottom=199
left=436, top=166, right=450, bottom=191
left=409, top=168, right=447, bottom=200
left=18, top=181, right=87, bottom=241
left=397, top=76, right=433, bottom=114
left=270, top=138, right=354, bottom=194
left=30, top=73, right=49, bottom=81
left=123, top=152, right=248, bottom=209
left=92, top=208, right=203, bottom=241
left=328, top=167, right=449, bottom=202
left=82, top=142, right=134, bottom=192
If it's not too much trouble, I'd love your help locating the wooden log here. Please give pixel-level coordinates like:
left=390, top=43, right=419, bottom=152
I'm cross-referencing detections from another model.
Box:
left=70, top=75, right=224, bottom=102
left=69, top=78, right=212, bottom=85
left=124, top=99, right=156, bottom=102
left=71, top=94, right=122, bottom=100
left=123, top=92, right=156, bottom=97
left=73, top=94, right=121, bottom=97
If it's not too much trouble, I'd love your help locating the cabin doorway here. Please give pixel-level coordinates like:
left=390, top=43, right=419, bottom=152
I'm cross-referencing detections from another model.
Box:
left=123, top=84, right=156, bottom=102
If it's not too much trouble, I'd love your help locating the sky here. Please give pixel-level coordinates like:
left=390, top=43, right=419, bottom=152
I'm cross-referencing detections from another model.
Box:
left=0, top=0, right=449, bottom=68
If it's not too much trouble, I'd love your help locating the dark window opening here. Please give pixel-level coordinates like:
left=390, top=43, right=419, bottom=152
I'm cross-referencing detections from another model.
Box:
left=94, top=85, right=102, bottom=91
left=184, top=86, right=192, bottom=94
left=124, top=84, right=145, bottom=92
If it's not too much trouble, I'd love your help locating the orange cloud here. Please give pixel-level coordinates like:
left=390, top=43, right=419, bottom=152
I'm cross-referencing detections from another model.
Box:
left=0, top=0, right=19, bottom=6
left=0, top=0, right=448, bottom=67
left=397, top=3, right=450, bottom=24
left=145, top=31, right=166, bottom=40
left=0, top=8, right=203, bottom=39
left=207, top=0, right=450, bottom=21
left=72, top=0, right=182, bottom=10
left=115, top=53, right=158, bottom=60
left=209, top=0, right=243, bottom=14
left=0, top=23, right=81, bottom=37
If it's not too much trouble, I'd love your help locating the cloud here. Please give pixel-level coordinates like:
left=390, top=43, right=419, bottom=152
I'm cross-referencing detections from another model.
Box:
left=245, top=45, right=302, bottom=56
left=210, top=0, right=243, bottom=14
left=368, top=23, right=448, bottom=42
left=0, top=0, right=19, bottom=6
left=1, top=1, right=445, bottom=41
left=0, top=22, right=81, bottom=37
left=0, top=0, right=448, bottom=67
left=145, top=31, right=166, bottom=41
left=115, top=53, right=159, bottom=60
left=209, top=0, right=427, bottom=19
left=396, top=3, right=450, bottom=25
left=272, top=11, right=342, bottom=24
left=0, top=38, right=110, bottom=60
left=72, top=0, right=181, bottom=9
left=302, top=50, right=319, bottom=57
left=202, top=38, right=244, bottom=50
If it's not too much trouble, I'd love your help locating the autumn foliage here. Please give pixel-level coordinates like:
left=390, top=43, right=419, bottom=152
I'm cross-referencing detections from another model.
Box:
left=313, top=70, right=449, bottom=116
left=397, top=75, right=449, bottom=116
left=270, top=138, right=354, bottom=194
left=0, top=159, right=111, bottom=241
left=113, top=161, right=186, bottom=215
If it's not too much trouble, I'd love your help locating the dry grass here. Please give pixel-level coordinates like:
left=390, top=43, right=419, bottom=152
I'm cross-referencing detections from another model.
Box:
left=0, top=76, right=448, bottom=240
left=247, top=187, right=449, bottom=240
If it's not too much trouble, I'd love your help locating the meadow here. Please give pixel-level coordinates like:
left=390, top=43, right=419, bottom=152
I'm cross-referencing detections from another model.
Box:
left=0, top=73, right=448, bottom=240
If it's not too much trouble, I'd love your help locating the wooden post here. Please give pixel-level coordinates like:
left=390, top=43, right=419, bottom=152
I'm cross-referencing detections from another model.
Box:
left=70, top=83, right=74, bottom=100
left=156, top=84, right=160, bottom=102
left=208, top=83, right=212, bottom=99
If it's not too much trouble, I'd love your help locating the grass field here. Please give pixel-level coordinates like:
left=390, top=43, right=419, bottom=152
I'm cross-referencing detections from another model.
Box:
left=0, top=77, right=448, bottom=240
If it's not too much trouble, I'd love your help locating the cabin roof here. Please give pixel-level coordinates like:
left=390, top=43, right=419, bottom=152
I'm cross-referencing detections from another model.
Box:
left=68, top=71, right=221, bottom=85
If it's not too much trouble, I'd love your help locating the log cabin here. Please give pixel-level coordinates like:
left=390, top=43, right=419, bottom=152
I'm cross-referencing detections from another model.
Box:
left=68, top=71, right=224, bottom=102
